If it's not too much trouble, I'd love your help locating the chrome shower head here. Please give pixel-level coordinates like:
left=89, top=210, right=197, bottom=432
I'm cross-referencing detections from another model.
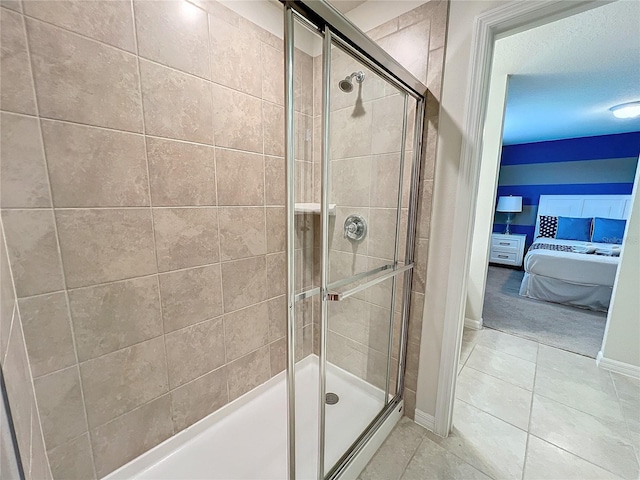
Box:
left=338, top=71, right=365, bottom=93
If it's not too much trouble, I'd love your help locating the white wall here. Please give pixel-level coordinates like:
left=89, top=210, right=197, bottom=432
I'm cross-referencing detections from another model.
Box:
left=601, top=165, right=640, bottom=370
left=465, top=74, right=509, bottom=326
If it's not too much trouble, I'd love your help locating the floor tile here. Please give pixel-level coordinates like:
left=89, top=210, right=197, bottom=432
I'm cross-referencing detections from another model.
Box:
left=611, top=372, right=640, bottom=405
left=524, top=435, right=622, bottom=479
left=530, top=395, right=639, bottom=479
left=456, top=367, right=532, bottom=430
left=359, top=417, right=426, bottom=480
left=401, top=435, right=491, bottom=480
left=466, top=344, right=536, bottom=390
left=459, top=328, right=482, bottom=370
left=479, top=328, right=538, bottom=363
left=535, top=346, right=623, bottom=423
left=424, top=400, right=527, bottom=480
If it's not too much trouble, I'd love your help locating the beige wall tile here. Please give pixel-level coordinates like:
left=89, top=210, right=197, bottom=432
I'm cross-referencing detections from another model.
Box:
left=4, top=315, right=38, bottom=469
left=165, top=317, right=225, bottom=388
left=68, top=276, right=162, bottom=362
left=23, top=0, right=135, bottom=52
left=376, top=21, right=430, bottom=84
left=266, top=252, right=286, bottom=299
left=27, top=19, right=143, bottom=132
left=330, top=157, right=371, bottom=207
left=140, top=59, right=212, bottom=144
left=28, top=402, right=53, bottom=480
left=266, top=207, right=285, bottom=253
left=42, top=120, right=149, bottom=207
left=56, top=209, right=156, bottom=288
left=295, top=113, right=313, bottom=162
left=226, top=345, right=270, bottom=401
left=153, top=207, right=219, bottom=272
left=294, top=49, right=313, bottom=116
left=267, top=295, right=286, bottom=341
left=370, top=153, right=402, bottom=209
left=147, top=137, right=216, bottom=206
left=218, top=207, right=266, bottom=261
left=329, top=107, right=370, bottom=159
left=0, top=230, right=15, bottom=357
left=212, top=84, right=263, bottom=153
left=170, top=366, right=228, bottom=433
left=262, top=44, right=284, bottom=106
left=48, top=433, right=96, bottom=480
left=33, top=366, right=87, bottom=450
left=368, top=208, right=399, bottom=261
left=223, top=302, right=269, bottom=361
left=215, top=148, right=264, bottom=206
left=269, top=338, right=286, bottom=376
left=209, top=15, right=261, bottom=97
left=2, top=209, right=65, bottom=297
left=263, top=102, right=285, bottom=157
left=417, top=180, right=433, bottom=238
left=190, top=0, right=239, bottom=27
left=221, top=256, right=267, bottom=313
left=0, top=112, right=50, bottom=208
left=80, top=336, right=168, bottom=428
left=265, top=157, right=285, bottom=206
left=19, top=292, right=76, bottom=378
left=91, top=395, right=173, bottom=478
left=408, top=292, right=425, bottom=342
left=371, top=95, right=405, bottom=154
left=413, top=238, right=429, bottom=294
left=134, top=0, right=210, bottom=79
left=159, top=264, right=223, bottom=332
left=0, top=10, right=36, bottom=115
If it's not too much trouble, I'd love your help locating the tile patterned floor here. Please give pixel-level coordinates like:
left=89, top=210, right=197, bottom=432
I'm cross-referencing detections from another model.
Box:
left=360, top=327, right=640, bottom=480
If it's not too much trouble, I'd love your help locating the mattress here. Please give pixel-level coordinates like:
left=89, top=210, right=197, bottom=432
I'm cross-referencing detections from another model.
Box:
left=523, top=238, right=620, bottom=287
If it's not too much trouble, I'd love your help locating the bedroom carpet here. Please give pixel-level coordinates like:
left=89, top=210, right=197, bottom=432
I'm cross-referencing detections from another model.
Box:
left=482, top=265, right=607, bottom=358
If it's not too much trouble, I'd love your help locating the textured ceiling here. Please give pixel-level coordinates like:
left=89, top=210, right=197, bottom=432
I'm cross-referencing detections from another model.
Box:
left=496, top=0, right=640, bottom=145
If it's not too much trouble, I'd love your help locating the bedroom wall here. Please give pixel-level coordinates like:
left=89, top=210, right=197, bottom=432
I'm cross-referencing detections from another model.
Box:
left=493, top=131, right=640, bottom=247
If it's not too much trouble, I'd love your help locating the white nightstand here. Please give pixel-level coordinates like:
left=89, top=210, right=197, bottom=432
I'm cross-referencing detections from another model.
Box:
left=490, top=233, right=527, bottom=267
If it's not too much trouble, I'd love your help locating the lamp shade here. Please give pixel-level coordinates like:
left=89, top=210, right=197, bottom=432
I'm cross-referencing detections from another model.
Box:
left=496, top=196, right=522, bottom=213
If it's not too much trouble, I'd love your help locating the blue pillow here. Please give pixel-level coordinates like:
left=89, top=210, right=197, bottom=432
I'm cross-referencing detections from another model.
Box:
left=556, top=216, right=592, bottom=242
left=592, top=217, right=626, bottom=244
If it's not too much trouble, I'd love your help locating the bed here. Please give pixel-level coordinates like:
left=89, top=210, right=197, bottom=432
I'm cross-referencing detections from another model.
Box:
left=519, top=195, right=632, bottom=312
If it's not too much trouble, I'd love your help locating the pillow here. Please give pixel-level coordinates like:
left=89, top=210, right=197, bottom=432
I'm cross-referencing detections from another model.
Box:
left=556, top=216, right=592, bottom=242
left=592, top=217, right=626, bottom=244
left=538, top=215, right=558, bottom=238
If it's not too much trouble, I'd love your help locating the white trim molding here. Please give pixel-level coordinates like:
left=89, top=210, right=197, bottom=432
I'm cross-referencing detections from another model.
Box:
left=597, top=351, right=640, bottom=379
left=464, top=317, right=483, bottom=330
left=414, top=409, right=435, bottom=432
left=433, top=0, right=605, bottom=438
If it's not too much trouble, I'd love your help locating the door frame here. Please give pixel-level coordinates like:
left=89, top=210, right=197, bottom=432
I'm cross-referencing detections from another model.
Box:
left=432, top=0, right=608, bottom=437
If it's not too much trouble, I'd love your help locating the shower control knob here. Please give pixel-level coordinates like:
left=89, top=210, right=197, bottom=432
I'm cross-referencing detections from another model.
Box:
left=343, top=214, right=367, bottom=241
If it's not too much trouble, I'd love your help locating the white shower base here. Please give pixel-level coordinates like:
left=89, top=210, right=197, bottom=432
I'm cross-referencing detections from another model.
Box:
left=105, top=355, right=401, bottom=480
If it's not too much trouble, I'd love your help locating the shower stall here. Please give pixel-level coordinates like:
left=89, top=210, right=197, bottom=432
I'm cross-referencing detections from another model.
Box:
left=0, top=0, right=431, bottom=478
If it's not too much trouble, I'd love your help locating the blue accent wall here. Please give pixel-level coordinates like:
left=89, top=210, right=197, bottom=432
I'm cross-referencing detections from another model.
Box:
left=493, top=132, right=640, bottom=246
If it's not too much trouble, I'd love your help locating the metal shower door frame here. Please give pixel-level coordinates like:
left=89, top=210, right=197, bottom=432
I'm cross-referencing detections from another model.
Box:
left=283, top=2, right=427, bottom=479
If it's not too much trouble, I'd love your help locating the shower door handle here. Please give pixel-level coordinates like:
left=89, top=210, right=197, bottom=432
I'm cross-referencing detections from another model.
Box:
left=326, top=264, right=413, bottom=301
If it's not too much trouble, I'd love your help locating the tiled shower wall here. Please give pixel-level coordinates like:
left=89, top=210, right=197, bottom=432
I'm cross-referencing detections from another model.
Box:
left=0, top=0, right=312, bottom=477
left=308, top=1, right=448, bottom=418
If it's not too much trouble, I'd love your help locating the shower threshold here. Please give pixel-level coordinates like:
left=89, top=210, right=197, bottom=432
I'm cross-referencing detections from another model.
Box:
left=104, top=355, right=401, bottom=480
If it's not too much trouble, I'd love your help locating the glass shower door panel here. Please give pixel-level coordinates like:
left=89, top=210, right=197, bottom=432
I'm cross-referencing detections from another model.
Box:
left=323, top=38, right=408, bottom=476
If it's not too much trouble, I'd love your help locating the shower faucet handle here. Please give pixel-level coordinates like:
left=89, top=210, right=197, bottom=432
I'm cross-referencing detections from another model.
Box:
left=343, top=214, right=367, bottom=241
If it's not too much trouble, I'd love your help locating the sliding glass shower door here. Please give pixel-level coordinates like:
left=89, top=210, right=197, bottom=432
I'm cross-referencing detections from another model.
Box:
left=284, top=3, right=426, bottom=479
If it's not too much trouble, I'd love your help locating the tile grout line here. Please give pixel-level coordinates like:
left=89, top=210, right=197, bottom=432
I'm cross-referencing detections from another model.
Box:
left=521, top=342, right=540, bottom=480
left=130, top=0, right=175, bottom=438
left=20, top=8, right=97, bottom=479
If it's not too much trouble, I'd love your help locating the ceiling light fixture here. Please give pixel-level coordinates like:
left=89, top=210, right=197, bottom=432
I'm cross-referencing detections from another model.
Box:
left=610, top=101, right=640, bottom=119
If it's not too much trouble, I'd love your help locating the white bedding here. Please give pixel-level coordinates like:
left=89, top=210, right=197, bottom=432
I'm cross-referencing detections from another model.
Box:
left=519, top=238, right=620, bottom=311
left=523, top=238, right=620, bottom=287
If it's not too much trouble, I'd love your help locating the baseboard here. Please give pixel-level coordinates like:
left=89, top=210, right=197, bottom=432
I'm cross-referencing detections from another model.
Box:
left=464, top=317, right=483, bottom=330
left=414, top=409, right=435, bottom=432
left=596, top=351, right=640, bottom=379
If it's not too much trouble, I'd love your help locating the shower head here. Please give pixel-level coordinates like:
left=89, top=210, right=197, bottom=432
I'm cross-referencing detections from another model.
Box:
left=338, top=71, right=365, bottom=93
